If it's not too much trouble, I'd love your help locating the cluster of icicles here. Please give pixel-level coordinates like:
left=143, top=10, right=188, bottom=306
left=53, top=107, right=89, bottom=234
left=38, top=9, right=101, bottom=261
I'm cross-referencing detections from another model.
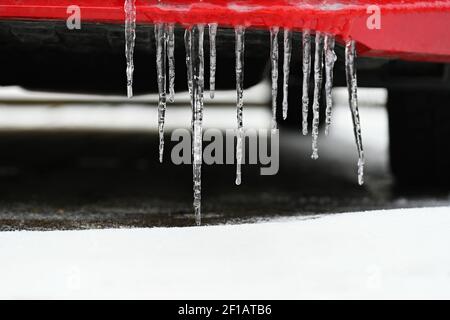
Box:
left=124, top=1, right=364, bottom=225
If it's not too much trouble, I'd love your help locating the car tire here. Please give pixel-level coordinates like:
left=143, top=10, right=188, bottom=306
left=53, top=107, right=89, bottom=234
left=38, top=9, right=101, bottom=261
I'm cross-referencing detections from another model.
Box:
left=387, top=89, right=450, bottom=186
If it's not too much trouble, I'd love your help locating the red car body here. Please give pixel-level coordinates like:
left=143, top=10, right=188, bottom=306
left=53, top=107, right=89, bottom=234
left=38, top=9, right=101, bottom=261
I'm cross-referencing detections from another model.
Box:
left=1, top=0, right=450, bottom=62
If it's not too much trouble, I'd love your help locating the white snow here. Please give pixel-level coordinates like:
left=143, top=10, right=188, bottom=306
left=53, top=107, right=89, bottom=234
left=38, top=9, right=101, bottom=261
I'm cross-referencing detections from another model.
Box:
left=0, top=207, right=449, bottom=299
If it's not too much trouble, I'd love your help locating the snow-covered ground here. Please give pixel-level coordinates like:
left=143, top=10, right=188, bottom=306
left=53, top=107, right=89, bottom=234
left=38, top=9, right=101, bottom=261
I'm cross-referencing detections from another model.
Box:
left=0, top=207, right=449, bottom=299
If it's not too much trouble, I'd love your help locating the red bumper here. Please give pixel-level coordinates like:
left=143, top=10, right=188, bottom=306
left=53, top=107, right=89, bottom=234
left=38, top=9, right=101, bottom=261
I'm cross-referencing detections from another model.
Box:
left=1, top=0, right=450, bottom=62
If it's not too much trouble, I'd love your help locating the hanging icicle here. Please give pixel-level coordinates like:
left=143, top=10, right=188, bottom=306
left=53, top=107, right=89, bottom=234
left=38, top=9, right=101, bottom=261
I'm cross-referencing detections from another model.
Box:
left=270, top=26, right=279, bottom=130
left=124, top=0, right=136, bottom=98
left=155, top=23, right=167, bottom=163
left=167, top=23, right=176, bottom=103
left=145, top=23, right=367, bottom=225
left=302, top=30, right=312, bottom=135
left=311, top=32, right=324, bottom=160
left=235, top=26, right=245, bottom=186
left=184, top=28, right=194, bottom=136
left=184, top=28, right=193, bottom=99
left=282, top=29, right=292, bottom=120
left=345, top=40, right=365, bottom=186
left=324, top=34, right=337, bottom=136
left=209, top=23, right=218, bottom=99
left=190, top=24, right=205, bottom=225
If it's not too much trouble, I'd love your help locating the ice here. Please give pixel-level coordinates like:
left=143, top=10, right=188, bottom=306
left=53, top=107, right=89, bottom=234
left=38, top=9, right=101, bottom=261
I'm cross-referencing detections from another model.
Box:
left=302, top=30, right=312, bottom=135
left=209, top=23, right=218, bottom=99
left=184, top=28, right=194, bottom=134
left=155, top=23, right=167, bottom=163
left=167, top=24, right=176, bottom=103
left=282, top=29, right=292, bottom=120
left=324, top=34, right=337, bottom=136
left=311, top=32, right=324, bottom=160
left=124, top=0, right=136, bottom=98
left=235, top=26, right=245, bottom=185
left=190, top=25, right=206, bottom=225
left=345, top=40, right=365, bottom=185
left=270, top=26, right=279, bottom=130
left=184, top=28, right=193, bottom=98
left=2, top=207, right=450, bottom=299
left=147, top=26, right=364, bottom=223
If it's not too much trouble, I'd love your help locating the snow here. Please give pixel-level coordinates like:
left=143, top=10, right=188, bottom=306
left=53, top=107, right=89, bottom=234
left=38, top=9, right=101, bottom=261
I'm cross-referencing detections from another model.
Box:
left=0, top=207, right=449, bottom=299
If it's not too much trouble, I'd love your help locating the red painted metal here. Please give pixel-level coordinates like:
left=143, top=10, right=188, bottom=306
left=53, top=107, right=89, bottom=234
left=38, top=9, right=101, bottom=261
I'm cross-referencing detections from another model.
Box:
left=1, top=1, right=450, bottom=62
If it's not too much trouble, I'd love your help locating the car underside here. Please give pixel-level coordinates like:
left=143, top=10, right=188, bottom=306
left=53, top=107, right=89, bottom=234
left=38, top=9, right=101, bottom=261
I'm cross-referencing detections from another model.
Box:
left=0, top=0, right=450, bottom=185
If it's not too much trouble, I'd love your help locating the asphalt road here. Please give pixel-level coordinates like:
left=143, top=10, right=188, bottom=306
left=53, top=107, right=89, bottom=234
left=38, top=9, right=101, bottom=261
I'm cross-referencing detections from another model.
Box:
left=0, top=88, right=448, bottom=230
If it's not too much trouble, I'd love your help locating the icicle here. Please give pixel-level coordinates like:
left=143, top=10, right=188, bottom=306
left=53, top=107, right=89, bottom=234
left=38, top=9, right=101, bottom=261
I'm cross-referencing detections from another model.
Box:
left=324, top=34, right=337, bottom=136
left=345, top=40, right=365, bottom=186
left=270, top=26, right=279, bottom=130
left=209, top=23, right=218, bottom=99
left=124, top=0, right=136, bottom=98
left=167, top=23, right=175, bottom=103
left=184, top=28, right=193, bottom=98
left=184, top=28, right=194, bottom=135
left=235, top=26, right=245, bottom=186
left=190, top=25, right=205, bottom=225
left=311, top=32, right=324, bottom=160
left=155, top=23, right=167, bottom=163
left=282, top=29, right=292, bottom=120
left=302, top=30, right=312, bottom=135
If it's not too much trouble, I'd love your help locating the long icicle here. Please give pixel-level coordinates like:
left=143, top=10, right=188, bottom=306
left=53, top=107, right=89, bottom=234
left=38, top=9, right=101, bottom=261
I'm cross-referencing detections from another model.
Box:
left=191, top=24, right=205, bottom=225
left=124, top=0, right=136, bottom=98
left=311, top=32, right=324, bottom=160
left=167, top=23, right=175, bottom=103
left=282, top=28, right=292, bottom=120
left=184, top=28, right=193, bottom=99
left=209, top=23, right=218, bottom=99
left=235, top=26, right=245, bottom=186
left=302, top=30, right=312, bottom=135
left=155, top=23, right=167, bottom=163
left=324, top=34, right=337, bottom=136
left=270, top=26, right=279, bottom=130
left=184, top=28, right=194, bottom=137
left=345, top=40, right=365, bottom=186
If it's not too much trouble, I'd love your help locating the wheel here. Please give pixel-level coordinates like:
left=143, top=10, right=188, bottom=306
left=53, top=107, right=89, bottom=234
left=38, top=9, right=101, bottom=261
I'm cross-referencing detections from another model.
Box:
left=387, top=89, right=450, bottom=186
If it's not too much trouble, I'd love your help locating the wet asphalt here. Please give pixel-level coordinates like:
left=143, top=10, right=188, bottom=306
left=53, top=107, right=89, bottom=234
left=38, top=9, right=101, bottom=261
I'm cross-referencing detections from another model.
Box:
left=0, top=96, right=448, bottom=231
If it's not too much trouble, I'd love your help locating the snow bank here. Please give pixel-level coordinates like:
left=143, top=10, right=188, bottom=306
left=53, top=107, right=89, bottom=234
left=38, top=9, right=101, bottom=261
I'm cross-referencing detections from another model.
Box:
left=0, top=207, right=449, bottom=299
